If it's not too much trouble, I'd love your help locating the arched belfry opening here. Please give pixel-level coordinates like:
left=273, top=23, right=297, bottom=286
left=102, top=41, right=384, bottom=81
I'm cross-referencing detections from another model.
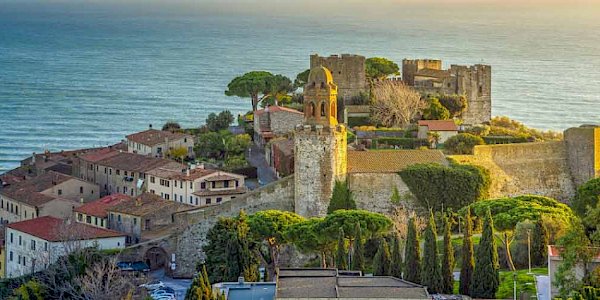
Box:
left=302, top=66, right=338, bottom=127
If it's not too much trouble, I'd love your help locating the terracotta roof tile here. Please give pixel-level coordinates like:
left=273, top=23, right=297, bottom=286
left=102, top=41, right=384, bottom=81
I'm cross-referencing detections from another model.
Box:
left=147, top=165, right=216, bottom=181
left=417, top=120, right=458, bottom=131
left=7, top=216, right=125, bottom=242
left=126, top=129, right=192, bottom=147
left=108, top=193, right=194, bottom=217
left=94, top=152, right=175, bottom=173
left=347, top=150, right=448, bottom=173
left=0, top=171, right=76, bottom=206
left=74, top=194, right=132, bottom=218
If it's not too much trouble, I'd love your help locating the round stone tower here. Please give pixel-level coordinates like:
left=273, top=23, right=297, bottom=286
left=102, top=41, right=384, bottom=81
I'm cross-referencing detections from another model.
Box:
left=294, top=66, right=347, bottom=217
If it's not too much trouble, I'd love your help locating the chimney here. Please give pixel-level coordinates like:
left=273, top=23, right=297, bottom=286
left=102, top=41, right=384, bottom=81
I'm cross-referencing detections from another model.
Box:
left=135, top=197, right=142, bottom=207
left=238, top=277, right=244, bottom=285
left=186, top=169, right=190, bottom=177
left=80, top=197, right=84, bottom=204
left=149, top=124, right=153, bottom=129
left=31, top=152, right=36, bottom=165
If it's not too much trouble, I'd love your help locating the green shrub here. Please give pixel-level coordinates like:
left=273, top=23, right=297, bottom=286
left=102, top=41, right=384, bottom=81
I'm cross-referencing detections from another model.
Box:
left=445, top=133, right=485, bottom=154
left=483, top=135, right=529, bottom=144
left=372, top=137, right=428, bottom=149
left=571, top=177, right=600, bottom=217
left=348, top=116, right=373, bottom=128
left=399, top=163, right=490, bottom=211
left=422, top=97, right=450, bottom=120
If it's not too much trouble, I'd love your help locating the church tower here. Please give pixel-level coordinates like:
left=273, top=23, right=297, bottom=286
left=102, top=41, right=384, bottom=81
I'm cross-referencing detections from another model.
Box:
left=294, top=66, right=347, bottom=217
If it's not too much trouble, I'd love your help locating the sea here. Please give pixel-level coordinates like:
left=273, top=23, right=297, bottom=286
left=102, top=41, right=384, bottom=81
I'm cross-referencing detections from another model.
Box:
left=1, top=1, right=599, bottom=173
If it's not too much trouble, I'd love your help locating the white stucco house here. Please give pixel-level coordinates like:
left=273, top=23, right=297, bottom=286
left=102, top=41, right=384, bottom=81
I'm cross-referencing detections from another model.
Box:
left=4, top=216, right=125, bottom=278
left=417, top=120, right=459, bottom=144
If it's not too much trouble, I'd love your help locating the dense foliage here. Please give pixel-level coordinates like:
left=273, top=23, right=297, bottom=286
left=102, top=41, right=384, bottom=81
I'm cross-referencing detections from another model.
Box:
left=294, top=69, right=310, bottom=89
left=205, top=110, right=234, bottom=132
left=351, top=223, right=366, bottom=273
left=162, top=121, right=182, bottom=131
left=444, top=133, right=485, bottom=155
left=421, top=212, right=442, bottom=293
left=441, top=214, right=455, bottom=294
left=327, top=180, right=356, bottom=214
left=422, top=97, right=450, bottom=120
left=373, top=238, right=392, bottom=276
left=531, top=219, right=549, bottom=267
left=459, top=207, right=475, bottom=296
left=203, top=211, right=259, bottom=283
left=490, top=116, right=562, bottom=142
left=194, top=130, right=250, bottom=168
left=390, top=235, right=403, bottom=278
left=365, top=57, right=399, bottom=81
left=399, top=162, right=490, bottom=211
left=465, top=195, right=575, bottom=232
left=470, top=209, right=500, bottom=298
left=437, top=94, right=468, bottom=118
left=404, top=217, right=421, bottom=284
left=572, top=177, right=600, bottom=217
left=335, top=228, right=348, bottom=270
left=184, top=265, right=226, bottom=300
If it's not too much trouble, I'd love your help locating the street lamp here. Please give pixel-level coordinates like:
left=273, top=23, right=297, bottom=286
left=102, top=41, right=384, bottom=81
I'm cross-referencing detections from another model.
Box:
left=513, top=272, right=517, bottom=300
left=527, top=229, right=532, bottom=274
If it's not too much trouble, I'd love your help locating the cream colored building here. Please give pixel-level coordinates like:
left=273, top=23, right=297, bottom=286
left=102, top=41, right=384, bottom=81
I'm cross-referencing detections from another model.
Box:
left=126, top=128, right=194, bottom=158
left=548, top=245, right=600, bottom=298
left=77, top=148, right=183, bottom=197
left=0, top=171, right=99, bottom=224
left=74, top=194, right=132, bottom=229
left=146, top=165, right=247, bottom=207
left=4, top=216, right=125, bottom=278
left=417, top=120, right=459, bottom=145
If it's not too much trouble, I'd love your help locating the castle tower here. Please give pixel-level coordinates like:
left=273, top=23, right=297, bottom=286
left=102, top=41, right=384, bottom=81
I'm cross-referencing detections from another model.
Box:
left=310, top=54, right=367, bottom=103
left=294, top=66, right=347, bottom=217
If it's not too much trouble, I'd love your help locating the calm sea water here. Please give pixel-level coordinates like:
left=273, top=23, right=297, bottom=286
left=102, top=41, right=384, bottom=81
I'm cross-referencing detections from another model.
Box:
left=1, top=2, right=599, bottom=173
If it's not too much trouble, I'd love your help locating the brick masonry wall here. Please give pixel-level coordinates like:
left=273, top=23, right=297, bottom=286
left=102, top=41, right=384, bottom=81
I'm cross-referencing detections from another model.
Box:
left=451, top=142, right=576, bottom=201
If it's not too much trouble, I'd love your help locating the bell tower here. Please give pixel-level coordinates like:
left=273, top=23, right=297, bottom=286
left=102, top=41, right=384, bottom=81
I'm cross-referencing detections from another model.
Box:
left=303, top=66, right=339, bottom=127
left=294, top=66, right=347, bottom=217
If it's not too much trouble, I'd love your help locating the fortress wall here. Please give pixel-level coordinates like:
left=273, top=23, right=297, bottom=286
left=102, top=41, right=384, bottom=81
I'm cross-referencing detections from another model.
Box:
left=450, top=142, right=576, bottom=202
left=348, top=173, right=413, bottom=215
left=171, top=176, right=295, bottom=277
left=564, top=126, right=600, bottom=186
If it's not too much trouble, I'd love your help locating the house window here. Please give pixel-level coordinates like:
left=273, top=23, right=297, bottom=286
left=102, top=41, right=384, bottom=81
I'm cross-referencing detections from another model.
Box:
left=94, top=217, right=98, bottom=226
left=195, top=198, right=198, bottom=205
left=189, top=196, right=193, bottom=204
left=31, top=240, right=36, bottom=250
left=211, top=182, right=216, bottom=189
left=19, top=235, right=21, bottom=246
left=78, top=214, right=82, bottom=222
left=134, top=218, right=137, bottom=225
left=217, top=197, right=222, bottom=203
left=150, top=176, right=155, bottom=183
left=131, top=189, right=133, bottom=196
left=174, top=193, right=177, bottom=201
left=10, top=233, right=13, bottom=243
left=206, top=198, right=211, bottom=204
left=190, top=183, right=193, bottom=190
left=180, top=195, right=183, bottom=202
left=124, top=187, right=128, bottom=194
left=104, top=167, right=107, bottom=174
left=101, top=219, right=104, bottom=227
left=9, top=251, right=13, bottom=261
left=201, top=182, right=206, bottom=189
left=224, top=181, right=229, bottom=188
left=118, top=215, right=121, bottom=222
left=116, top=170, right=120, bottom=175
left=80, top=186, right=84, bottom=194
left=165, top=194, right=170, bottom=200
left=44, top=242, right=48, bottom=251
left=236, top=181, right=239, bottom=188
left=15, top=206, right=18, bottom=215
left=150, top=189, right=155, bottom=194
left=25, top=210, right=28, bottom=218
left=109, top=169, right=112, bottom=175
left=184, top=138, right=187, bottom=143
left=87, top=216, right=91, bottom=224
left=58, top=189, right=62, bottom=195
left=23, top=257, right=26, bottom=266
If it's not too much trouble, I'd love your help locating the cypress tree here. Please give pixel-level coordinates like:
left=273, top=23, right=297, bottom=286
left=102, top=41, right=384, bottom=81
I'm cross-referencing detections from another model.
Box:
left=471, top=209, right=500, bottom=298
left=441, top=213, right=455, bottom=294
left=373, top=238, right=392, bottom=276
left=390, top=235, right=403, bottom=278
left=422, top=212, right=442, bottom=294
left=351, top=223, right=365, bottom=273
left=336, top=228, right=348, bottom=270
left=459, top=207, right=475, bottom=296
left=327, top=180, right=356, bottom=214
left=531, top=218, right=549, bottom=267
left=404, top=217, right=421, bottom=284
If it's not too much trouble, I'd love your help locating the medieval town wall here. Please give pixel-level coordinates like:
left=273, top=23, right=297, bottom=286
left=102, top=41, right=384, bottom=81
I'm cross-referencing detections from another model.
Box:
left=347, top=173, right=413, bottom=215
left=450, top=142, right=576, bottom=201
left=170, top=176, right=295, bottom=277
left=564, top=126, right=600, bottom=186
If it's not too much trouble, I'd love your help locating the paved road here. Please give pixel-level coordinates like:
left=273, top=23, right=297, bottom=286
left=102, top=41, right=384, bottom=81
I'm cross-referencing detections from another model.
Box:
left=246, top=144, right=278, bottom=187
left=149, top=269, right=192, bottom=300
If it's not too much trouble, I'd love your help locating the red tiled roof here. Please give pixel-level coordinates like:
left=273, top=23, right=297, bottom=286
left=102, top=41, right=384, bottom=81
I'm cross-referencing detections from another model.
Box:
left=147, top=165, right=217, bottom=181
left=108, top=193, right=195, bottom=217
left=73, top=194, right=132, bottom=218
left=254, top=106, right=303, bottom=116
left=417, top=120, right=458, bottom=131
left=548, top=245, right=600, bottom=260
left=347, top=150, right=448, bottom=173
left=126, top=129, right=192, bottom=147
left=79, top=148, right=120, bottom=163
left=0, top=171, right=76, bottom=206
left=95, top=152, right=175, bottom=173
left=7, top=216, right=125, bottom=242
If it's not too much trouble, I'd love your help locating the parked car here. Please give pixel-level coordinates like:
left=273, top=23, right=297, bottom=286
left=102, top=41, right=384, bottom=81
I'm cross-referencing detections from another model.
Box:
left=116, top=261, right=133, bottom=271
left=139, top=280, right=165, bottom=290
left=152, top=296, right=175, bottom=300
left=131, top=261, right=151, bottom=272
left=151, top=290, right=175, bottom=298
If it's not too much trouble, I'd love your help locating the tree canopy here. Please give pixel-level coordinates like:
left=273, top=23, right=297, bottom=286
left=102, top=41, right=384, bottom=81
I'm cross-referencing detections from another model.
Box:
left=470, top=209, right=500, bottom=298
left=317, top=209, right=392, bottom=241
left=366, top=57, right=400, bottom=81
left=206, top=110, right=234, bottom=132
left=399, top=163, right=490, bottom=211
left=444, top=133, right=485, bottom=155
left=572, top=177, right=600, bottom=217
left=225, top=71, right=293, bottom=111
left=422, top=97, right=450, bottom=120
left=294, top=69, right=310, bottom=89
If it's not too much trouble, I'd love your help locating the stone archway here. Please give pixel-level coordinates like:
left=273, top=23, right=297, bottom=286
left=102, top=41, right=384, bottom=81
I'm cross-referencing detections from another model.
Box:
left=144, top=247, right=168, bottom=270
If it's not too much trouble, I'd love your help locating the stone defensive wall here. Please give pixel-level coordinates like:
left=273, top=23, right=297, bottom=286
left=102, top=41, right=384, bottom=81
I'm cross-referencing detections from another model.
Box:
left=450, top=142, right=576, bottom=202
left=348, top=173, right=412, bottom=215
left=170, top=175, right=296, bottom=277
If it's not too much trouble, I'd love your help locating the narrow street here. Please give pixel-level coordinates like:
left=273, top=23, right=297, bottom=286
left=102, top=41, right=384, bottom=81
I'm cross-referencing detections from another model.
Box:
left=246, top=144, right=278, bottom=188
